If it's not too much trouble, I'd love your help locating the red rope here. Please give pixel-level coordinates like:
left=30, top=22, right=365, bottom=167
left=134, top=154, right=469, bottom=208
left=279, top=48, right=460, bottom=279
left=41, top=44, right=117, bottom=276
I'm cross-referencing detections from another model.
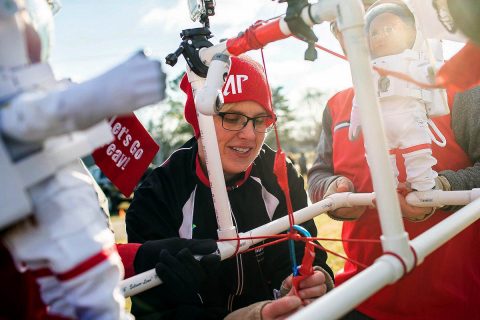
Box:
left=242, top=236, right=291, bottom=254
left=305, top=236, right=381, bottom=244
left=298, top=38, right=445, bottom=90
left=218, top=234, right=288, bottom=242
left=311, top=39, right=347, bottom=61
left=217, top=232, right=413, bottom=272
left=409, top=246, right=418, bottom=273
left=240, top=21, right=264, bottom=50
left=218, top=235, right=381, bottom=244
left=383, top=251, right=407, bottom=276
left=216, top=232, right=376, bottom=270
left=308, top=241, right=369, bottom=269
left=260, top=48, right=296, bottom=233
left=292, top=240, right=316, bottom=296
left=222, top=33, right=413, bottom=274
left=233, top=234, right=241, bottom=256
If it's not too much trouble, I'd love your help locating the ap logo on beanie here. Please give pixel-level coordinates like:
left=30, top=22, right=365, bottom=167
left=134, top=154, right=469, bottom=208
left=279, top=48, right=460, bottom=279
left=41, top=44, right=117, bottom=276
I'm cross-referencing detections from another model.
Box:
left=223, top=74, right=249, bottom=96
left=181, top=55, right=274, bottom=137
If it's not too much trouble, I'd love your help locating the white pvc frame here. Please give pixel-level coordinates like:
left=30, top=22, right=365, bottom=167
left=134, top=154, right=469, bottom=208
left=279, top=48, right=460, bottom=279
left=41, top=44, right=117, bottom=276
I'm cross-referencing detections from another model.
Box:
left=120, top=1, right=480, bottom=318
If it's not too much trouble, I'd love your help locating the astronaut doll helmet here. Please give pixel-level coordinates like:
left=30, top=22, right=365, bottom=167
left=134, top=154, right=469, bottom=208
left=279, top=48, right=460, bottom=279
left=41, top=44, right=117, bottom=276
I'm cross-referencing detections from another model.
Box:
left=0, top=0, right=57, bottom=68
left=364, top=0, right=418, bottom=59
left=365, top=0, right=445, bottom=61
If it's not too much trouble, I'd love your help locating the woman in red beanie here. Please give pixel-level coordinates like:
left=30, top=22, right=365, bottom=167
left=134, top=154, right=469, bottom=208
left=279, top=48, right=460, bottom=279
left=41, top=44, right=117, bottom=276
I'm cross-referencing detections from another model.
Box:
left=125, top=55, right=334, bottom=319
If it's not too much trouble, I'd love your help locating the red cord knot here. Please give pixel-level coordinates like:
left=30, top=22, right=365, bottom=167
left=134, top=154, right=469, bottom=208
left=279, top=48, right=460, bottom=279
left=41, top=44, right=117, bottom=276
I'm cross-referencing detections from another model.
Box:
left=288, top=231, right=303, bottom=241
left=226, top=20, right=267, bottom=55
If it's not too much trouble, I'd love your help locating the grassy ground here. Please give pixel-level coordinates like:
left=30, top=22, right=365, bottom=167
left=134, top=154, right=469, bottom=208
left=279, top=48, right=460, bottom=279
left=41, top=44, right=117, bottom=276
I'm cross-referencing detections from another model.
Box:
left=314, top=214, right=345, bottom=275
left=111, top=215, right=128, bottom=244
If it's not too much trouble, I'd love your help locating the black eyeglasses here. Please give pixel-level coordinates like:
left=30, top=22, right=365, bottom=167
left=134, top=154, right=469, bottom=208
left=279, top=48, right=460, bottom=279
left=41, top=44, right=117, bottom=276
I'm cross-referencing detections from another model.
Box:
left=217, top=112, right=276, bottom=133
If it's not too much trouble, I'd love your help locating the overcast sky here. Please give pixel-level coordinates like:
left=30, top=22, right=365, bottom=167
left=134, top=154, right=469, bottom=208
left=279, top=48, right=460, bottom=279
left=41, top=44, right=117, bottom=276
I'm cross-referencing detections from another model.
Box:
left=50, top=1, right=350, bottom=111
left=49, top=0, right=464, bottom=126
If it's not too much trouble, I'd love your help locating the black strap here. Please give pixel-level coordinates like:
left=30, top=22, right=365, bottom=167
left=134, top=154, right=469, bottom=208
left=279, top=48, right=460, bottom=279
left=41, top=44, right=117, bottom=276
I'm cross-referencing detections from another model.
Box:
left=284, top=0, right=318, bottom=61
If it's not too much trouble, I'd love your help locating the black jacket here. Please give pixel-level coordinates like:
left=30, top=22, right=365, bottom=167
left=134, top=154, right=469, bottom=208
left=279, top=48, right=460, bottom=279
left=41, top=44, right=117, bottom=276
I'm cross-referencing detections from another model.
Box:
left=126, top=138, right=333, bottom=319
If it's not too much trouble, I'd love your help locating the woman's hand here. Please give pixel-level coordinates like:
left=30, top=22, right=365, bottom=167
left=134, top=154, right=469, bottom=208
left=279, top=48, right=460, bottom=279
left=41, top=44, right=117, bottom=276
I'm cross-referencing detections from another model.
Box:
left=261, top=296, right=303, bottom=320
left=282, top=270, right=328, bottom=305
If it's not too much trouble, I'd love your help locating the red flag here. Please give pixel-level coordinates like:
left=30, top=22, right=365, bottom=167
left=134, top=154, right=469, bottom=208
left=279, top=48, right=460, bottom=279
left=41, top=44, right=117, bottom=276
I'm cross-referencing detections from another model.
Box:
left=437, top=41, right=480, bottom=92
left=92, top=114, right=159, bottom=197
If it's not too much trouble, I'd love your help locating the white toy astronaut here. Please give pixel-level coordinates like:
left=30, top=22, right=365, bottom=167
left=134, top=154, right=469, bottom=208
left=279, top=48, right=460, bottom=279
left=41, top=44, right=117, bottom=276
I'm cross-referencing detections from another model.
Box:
left=0, top=0, right=165, bottom=319
left=349, top=0, right=449, bottom=191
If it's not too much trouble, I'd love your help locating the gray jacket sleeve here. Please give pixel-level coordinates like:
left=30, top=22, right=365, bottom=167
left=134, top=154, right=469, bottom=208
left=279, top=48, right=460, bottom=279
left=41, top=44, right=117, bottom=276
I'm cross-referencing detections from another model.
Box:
left=307, top=107, right=342, bottom=203
left=439, top=86, right=480, bottom=190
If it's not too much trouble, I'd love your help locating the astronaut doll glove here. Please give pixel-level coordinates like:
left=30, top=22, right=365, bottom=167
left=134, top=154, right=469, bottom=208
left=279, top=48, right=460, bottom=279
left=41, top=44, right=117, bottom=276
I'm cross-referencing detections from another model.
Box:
left=62, top=50, right=166, bottom=130
left=1, top=51, right=166, bottom=142
left=348, top=96, right=362, bottom=141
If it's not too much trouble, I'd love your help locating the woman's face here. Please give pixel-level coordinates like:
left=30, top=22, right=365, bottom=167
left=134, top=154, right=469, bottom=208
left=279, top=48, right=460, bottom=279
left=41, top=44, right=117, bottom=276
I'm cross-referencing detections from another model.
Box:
left=198, top=101, right=268, bottom=180
left=369, top=12, right=416, bottom=58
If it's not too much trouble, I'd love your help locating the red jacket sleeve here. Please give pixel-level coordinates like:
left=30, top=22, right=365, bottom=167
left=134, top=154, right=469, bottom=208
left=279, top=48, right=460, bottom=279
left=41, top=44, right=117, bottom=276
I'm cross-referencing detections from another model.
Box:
left=116, top=243, right=141, bottom=279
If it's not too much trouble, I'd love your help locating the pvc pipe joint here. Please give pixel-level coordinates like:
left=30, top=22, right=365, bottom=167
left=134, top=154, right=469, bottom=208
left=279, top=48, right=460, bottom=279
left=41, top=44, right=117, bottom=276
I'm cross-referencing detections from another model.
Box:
left=380, top=231, right=415, bottom=272
left=195, top=54, right=230, bottom=115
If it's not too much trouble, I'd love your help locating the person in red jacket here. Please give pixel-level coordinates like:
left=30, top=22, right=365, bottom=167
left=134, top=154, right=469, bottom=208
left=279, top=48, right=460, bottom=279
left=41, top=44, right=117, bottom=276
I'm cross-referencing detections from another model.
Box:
left=308, top=3, right=480, bottom=317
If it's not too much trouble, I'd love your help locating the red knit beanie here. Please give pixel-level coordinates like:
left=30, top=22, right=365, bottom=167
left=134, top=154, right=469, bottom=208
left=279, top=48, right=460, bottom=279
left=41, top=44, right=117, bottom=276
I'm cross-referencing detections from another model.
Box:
left=180, top=55, right=274, bottom=137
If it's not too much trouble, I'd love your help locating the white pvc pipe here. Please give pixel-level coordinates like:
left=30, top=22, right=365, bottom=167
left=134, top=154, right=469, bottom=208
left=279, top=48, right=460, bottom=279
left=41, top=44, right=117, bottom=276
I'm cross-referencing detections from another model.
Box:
left=195, top=54, right=230, bottom=116
left=406, top=189, right=480, bottom=207
left=327, top=192, right=375, bottom=208
left=290, top=255, right=405, bottom=320
left=335, top=0, right=412, bottom=262
left=121, top=199, right=330, bottom=297
left=202, top=0, right=411, bottom=259
left=120, top=269, right=161, bottom=298
left=307, top=0, right=341, bottom=25
left=199, top=42, right=228, bottom=66
left=120, top=192, right=480, bottom=297
left=187, top=69, right=238, bottom=241
left=198, top=0, right=339, bottom=62
left=410, top=197, right=480, bottom=264
left=121, top=193, right=376, bottom=297
left=196, top=113, right=237, bottom=240
left=216, top=197, right=337, bottom=259
left=290, top=197, right=480, bottom=319
left=123, top=0, right=480, bottom=314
